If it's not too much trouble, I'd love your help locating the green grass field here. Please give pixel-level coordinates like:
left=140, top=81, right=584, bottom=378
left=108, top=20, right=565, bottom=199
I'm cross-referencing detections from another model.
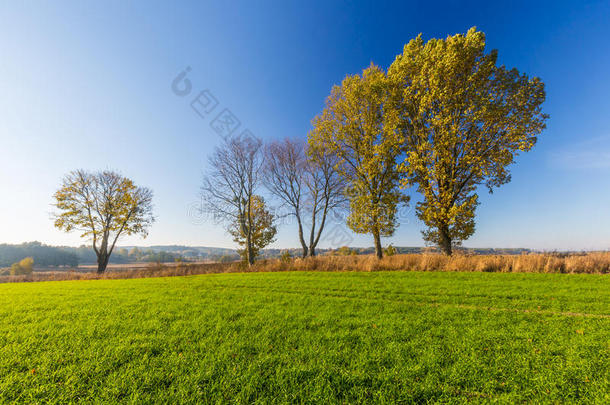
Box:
left=0, top=271, right=608, bottom=403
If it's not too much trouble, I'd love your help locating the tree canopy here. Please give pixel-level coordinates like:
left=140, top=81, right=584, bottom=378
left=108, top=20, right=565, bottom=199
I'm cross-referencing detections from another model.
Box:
left=388, top=27, right=548, bottom=255
left=53, top=170, right=154, bottom=272
left=308, top=64, right=408, bottom=258
left=229, top=195, right=277, bottom=262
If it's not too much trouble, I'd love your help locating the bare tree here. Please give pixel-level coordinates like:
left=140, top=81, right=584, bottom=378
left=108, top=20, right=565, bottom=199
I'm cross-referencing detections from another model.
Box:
left=304, top=146, right=347, bottom=256
left=264, top=138, right=346, bottom=257
left=201, top=133, right=265, bottom=266
left=263, top=139, right=308, bottom=256
left=53, top=170, right=154, bottom=273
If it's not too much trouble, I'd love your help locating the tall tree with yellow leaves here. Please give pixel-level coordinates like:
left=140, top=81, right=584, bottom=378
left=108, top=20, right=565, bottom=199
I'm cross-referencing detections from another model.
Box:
left=309, top=64, right=408, bottom=259
left=388, top=28, right=548, bottom=255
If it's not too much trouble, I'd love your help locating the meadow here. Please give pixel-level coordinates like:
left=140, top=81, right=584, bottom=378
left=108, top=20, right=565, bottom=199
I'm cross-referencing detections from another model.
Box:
left=2, top=252, right=609, bottom=284
left=0, top=271, right=608, bottom=403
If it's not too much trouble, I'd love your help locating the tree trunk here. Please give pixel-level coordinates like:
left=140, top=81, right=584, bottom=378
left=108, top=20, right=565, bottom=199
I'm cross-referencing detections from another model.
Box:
left=246, top=236, right=255, bottom=266
left=373, top=230, right=383, bottom=260
left=247, top=248, right=255, bottom=266
left=308, top=202, right=329, bottom=258
left=96, top=253, right=109, bottom=274
left=438, top=225, right=453, bottom=256
left=296, top=215, right=308, bottom=258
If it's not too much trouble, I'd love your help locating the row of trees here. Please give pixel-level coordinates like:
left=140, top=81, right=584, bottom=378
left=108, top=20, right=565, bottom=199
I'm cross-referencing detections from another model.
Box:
left=202, top=28, right=548, bottom=261
left=51, top=28, right=547, bottom=272
left=201, top=135, right=348, bottom=265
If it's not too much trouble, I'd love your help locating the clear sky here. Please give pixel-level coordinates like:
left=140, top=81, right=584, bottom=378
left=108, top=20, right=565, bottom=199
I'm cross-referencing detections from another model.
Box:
left=1, top=1, right=609, bottom=250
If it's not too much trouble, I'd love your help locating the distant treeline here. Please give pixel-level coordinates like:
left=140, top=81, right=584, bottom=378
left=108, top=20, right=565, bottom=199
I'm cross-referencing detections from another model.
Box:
left=0, top=242, right=79, bottom=267
left=0, top=242, right=533, bottom=268
left=78, top=247, right=185, bottom=265
left=264, top=246, right=532, bottom=258
left=0, top=242, right=185, bottom=267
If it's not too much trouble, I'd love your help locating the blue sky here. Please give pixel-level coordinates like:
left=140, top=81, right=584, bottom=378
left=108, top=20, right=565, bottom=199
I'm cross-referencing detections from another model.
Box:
left=0, top=1, right=609, bottom=250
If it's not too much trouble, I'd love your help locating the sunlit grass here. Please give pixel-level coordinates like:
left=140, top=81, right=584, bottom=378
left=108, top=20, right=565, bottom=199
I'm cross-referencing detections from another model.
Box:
left=0, top=271, right=608, bottom=402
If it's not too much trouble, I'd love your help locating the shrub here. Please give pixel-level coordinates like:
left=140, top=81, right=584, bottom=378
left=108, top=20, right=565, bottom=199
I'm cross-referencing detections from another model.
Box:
left=280, top=250, right=292, bottom=264
left=384, top=244, right=397, bottom=256
left=10, top=257, right=34, bottom=275
left=336, top=246, right=354, bottom=256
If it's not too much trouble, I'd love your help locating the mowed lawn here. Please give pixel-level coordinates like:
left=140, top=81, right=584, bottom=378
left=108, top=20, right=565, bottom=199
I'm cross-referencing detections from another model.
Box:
left=0, top=272, right=608, bottom=403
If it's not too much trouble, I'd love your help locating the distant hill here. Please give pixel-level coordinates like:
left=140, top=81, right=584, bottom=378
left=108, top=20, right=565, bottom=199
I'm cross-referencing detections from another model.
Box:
left=0, top=242, right=79, bottom=267
left=264, top=246, right=532, bottom=256
left=0, top=243, right=226, bottom=267
left=121, top=245, right=236, bottom=257
left=0, top=242, right=533, bottom=268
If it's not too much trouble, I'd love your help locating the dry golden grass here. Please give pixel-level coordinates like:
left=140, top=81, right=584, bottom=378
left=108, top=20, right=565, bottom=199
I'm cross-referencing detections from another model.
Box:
left=255, top=252, right=610, bottom=274
left=0, top=262, right=233, bottom=283
left=1, top=252, right=608, bottom=283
